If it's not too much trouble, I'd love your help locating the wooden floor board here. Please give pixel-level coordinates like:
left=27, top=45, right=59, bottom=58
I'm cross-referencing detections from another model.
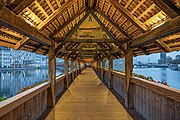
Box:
left=44, top=68, right=134, bottom=120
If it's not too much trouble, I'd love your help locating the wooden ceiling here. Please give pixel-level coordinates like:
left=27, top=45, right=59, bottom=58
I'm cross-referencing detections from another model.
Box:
left=0, top=0, right=180, bottom=62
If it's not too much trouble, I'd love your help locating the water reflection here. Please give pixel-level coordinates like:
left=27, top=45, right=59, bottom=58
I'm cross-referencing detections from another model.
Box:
left=0, top=69, right=63, bottom=98
left=133, top=68, right=180, bottom=90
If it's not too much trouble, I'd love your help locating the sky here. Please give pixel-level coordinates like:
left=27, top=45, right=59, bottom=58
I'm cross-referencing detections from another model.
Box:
left=134, top=51, right=180, bottom=63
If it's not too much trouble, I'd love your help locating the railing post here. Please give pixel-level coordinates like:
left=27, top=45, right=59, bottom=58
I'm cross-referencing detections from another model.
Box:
left=102, top=58, right=105, bottom=81
left=71, top=60, right=75, bottom=81
left=47, top=42, right=56, bottom=107
left=125, top=50, right=133, bottom=108
left=108, top=56, right=113, bottom=88
left=64, top=55, right=69, bottom=89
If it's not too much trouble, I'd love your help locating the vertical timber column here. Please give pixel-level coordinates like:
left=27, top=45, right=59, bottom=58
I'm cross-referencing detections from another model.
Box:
left=75, top=61, right=77, bottom=76
left=47, top=42, right=56, bottom=107
left=64, top=55, right=69, bottom=89
left=108, top=56, right=113, bottom=88
left=102, top=58, right=105, bottom=81
left=98, top=60, right=101, bottom=76
left=125, top=50, right=133, bottom=108
left=71, top=60, right=75, bottom=81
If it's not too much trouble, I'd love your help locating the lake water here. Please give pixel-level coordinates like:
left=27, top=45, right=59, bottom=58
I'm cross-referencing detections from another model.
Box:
left=0, top=67, right=179, bottom=98
left=0, top=69, right=63, bottom=98
left=133, top=68, right=180, bottom=90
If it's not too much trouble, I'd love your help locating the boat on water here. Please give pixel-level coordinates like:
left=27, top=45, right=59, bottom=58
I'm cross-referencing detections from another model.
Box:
left=169, top=64, right=180, bottom=71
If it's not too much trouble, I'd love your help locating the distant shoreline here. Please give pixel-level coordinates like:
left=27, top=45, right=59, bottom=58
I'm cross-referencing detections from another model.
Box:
left=0, top=67, right=48, bottom=72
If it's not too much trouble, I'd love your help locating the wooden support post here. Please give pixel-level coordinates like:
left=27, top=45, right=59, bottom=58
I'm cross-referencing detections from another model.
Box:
left=75, top=61, right=78, bottom=77
left=71, top=60, right=75, bottom=81
left=64, top=55, right=69, bottom=89
left=108, top=56, right=113, bottom=88
left=125, top=50, right=133, bottom=108
left=47, top=42, right=56, bottom=107
left=97, top=60, right=101, bottom=76
left=102, top=58, right=106, bottom=81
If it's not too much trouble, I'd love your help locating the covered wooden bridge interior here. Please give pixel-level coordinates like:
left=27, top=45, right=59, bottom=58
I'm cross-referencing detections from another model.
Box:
left=0, top=0, right=180, bottom=120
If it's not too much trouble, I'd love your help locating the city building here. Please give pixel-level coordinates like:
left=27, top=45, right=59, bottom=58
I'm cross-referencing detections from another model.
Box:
left=158, top=53, right=166, bottom=64
left=0, top=46, right=11, bottom=68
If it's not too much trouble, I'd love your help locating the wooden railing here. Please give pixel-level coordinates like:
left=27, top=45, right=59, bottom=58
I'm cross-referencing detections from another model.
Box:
left=0, top=68, right=84, bottom=119
left=94, top=67, right=180, bottom=120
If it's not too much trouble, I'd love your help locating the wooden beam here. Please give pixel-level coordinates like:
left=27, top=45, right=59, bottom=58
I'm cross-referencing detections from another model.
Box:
left=155, top=40, right=171, bottom=52
left=125, top=49, right=133, bottom=108
left=37, top=0, right=77, bottom=30
left=62, top=38, right=115, bottom=43
left=13, top=37, right=29, bottom=50
left=138, top=46, right=149, bottom=55
left=152, top=0, right=179, bottom=18
left=64, top=55, right=69, bottom=88
left=50, top=6, right=87, bottom=37
left=47, top=42, right=56, bottom=107
left=46, top=0, right=55, bottom=12
left=33, top=44, right=43, bottom=52
left=91, top=10, right=127, bottom=55
left=88, top=0, right=94, bottom=8
left=0, top=8, right=52, bottom=46
left=130, top=16, right=180, bottom=47
left=95, top=7, right=132, bottom=39
left=64, top=10, right=91, bottom=41
left=109, top=0, right=147, bottom=32
left=108, top=56, right=113, bottom=88
left=0, top=0, right=5, bottom=10
left=67, top=48, right=111, bottom=51
left=13, top=0, right=34, bottom=14
left=34, top=0, right=48, bottom=17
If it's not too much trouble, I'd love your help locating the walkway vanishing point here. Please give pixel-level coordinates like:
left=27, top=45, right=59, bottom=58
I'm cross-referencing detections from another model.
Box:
left=43, top=68, right=138, bottom=120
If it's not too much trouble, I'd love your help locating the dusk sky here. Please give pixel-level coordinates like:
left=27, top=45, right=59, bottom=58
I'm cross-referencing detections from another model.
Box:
left=134, top=51, right=180, bottom=63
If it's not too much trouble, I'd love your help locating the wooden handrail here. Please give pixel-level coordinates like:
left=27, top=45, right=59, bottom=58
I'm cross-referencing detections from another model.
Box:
left=103, top=68, right=180, bottom=102
left=131, top=76, right=180, bottom=102
left=0, top=82, right=50, bottom=117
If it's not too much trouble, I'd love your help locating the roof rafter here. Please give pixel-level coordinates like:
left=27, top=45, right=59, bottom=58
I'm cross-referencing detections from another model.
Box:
left=13, top=0, right=34, bottom=14
left=50, top=6, right=87, bottom=38
left=37, top=0, right=77, bottom=30
left=95, top=7, right=132, bottom=39
left=154, top=40, right=171, bottom=52
left=0, top=8, right=52, bottom=46
left=109, top=0, right=147, bottom=32
left=13, top=37, right=29, bottom=50
left=130, top=16, right=180, bottom=48
left=152, top=0, right=179, bottom=18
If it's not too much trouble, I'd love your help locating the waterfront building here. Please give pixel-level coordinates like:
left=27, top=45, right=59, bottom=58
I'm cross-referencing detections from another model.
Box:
left=0, top=46, right=11, bottom=68
left=158, top=53, right=167, bottom=64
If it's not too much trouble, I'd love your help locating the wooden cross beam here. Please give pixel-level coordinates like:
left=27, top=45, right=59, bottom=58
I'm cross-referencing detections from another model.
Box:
left=64, top=38, right=115, bottom=43
left=13, top=37, right=29, bottom=50
left=33, top=44, right=43, bottom=52
left=91, top=10, right=127, bottom=55
left=66, top=48, right=111, bottom=51
left=95, top=7, right=132, bottom=39
left=109, top=0, right=147, bottom=32
left=130, top=16, right=180, bottom=48
left=154, top=40, right=171, bottom=52
left=152, top=0, right=179, bottom=18
left=50, top=6, right=87, bottom=38
left=138, top=46, right=149, bottom=55
left=0, top=8, right=52, bottom=46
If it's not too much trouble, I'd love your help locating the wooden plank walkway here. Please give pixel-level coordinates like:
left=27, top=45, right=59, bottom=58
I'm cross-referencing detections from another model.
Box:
left=44, top=68, right=134, bottom=120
